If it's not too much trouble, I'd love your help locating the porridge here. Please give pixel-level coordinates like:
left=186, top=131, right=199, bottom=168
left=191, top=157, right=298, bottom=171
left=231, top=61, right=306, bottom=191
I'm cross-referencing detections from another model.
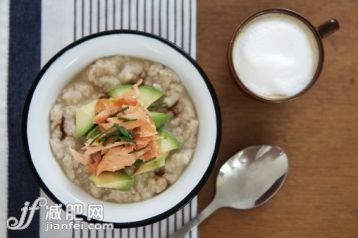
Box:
left=49, top=55, right=199, bottom=203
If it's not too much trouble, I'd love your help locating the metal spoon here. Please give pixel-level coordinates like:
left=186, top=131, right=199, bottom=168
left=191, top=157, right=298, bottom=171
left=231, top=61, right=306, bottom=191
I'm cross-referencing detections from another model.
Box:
left=169, top=145, right=288, bottom=238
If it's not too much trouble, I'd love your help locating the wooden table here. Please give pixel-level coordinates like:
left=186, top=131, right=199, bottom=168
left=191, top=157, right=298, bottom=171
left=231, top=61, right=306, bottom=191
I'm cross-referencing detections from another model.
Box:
left=197, top=1, right=358, bottom=237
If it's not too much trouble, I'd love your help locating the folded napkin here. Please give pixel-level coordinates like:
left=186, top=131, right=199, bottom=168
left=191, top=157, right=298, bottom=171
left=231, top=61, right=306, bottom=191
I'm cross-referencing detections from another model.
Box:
left=1, top=0, right=197, bottom=237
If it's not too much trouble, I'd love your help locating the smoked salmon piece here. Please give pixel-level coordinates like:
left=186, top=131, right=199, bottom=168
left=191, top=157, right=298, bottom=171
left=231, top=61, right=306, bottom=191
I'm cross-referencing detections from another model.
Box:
left=96, top=146, right=136, bottom=175
left=87, top=152, right=102, bottom=175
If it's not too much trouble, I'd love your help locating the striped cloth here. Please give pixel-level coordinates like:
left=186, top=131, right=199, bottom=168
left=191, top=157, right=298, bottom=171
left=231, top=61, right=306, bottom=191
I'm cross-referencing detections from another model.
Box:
left=1, top=0, right=198, bottom=237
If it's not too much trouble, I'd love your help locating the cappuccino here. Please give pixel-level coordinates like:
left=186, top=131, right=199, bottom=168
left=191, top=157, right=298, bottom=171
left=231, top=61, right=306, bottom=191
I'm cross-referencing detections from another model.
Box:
left=232, top=13, right=320, bottom=99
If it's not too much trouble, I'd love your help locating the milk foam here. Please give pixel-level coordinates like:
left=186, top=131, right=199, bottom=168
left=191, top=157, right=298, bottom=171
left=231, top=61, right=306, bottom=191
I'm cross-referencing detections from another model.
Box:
left=232, top=13, right=319, bottom=99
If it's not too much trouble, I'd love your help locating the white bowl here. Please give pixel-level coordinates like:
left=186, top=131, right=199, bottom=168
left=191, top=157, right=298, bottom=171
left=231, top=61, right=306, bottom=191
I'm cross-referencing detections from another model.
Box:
left=23, top=30, right=221, bottom=227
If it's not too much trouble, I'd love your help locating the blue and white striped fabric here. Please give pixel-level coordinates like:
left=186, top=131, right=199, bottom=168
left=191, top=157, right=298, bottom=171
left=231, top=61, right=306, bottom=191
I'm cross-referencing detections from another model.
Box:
left=0, top=0, right=198, bottom=237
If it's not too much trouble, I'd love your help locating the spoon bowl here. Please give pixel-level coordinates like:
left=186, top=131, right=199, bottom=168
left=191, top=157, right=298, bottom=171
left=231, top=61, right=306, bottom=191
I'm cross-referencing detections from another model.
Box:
left=216, top=145, right=288, bottom=209
left=170, top=145, right=288, bottom=238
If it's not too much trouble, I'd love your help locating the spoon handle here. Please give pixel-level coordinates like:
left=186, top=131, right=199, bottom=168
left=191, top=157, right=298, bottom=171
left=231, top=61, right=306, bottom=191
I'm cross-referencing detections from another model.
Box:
left=169, top=199, right=220, bottom=238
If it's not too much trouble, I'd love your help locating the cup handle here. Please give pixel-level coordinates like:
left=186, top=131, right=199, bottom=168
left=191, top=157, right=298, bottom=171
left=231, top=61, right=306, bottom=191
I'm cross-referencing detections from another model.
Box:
left=316, top=19, right=340, bottom=39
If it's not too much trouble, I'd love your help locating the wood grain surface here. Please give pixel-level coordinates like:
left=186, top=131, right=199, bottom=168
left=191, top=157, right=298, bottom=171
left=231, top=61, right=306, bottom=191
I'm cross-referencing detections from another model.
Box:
left=196, top=0, right=358, bottom=237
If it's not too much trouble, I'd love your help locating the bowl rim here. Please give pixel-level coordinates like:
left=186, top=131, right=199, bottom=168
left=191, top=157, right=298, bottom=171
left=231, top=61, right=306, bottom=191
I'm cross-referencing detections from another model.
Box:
left=21, top=30, right=222, bottom=228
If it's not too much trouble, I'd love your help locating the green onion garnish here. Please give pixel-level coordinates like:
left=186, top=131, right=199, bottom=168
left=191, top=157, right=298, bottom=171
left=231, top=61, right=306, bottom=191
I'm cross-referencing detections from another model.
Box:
left=118, top=116, right=137, bottom=122
left=148, top=100, right=166, bottom=111
left=115, top=125, right=131, bottom=139
left=89, top=125, right=116, bottom=145
left=89, top=123, right=135, bottom=145
left=129, top=146, right=148, bottom=154
left=110, top=106, right=129, bottom=117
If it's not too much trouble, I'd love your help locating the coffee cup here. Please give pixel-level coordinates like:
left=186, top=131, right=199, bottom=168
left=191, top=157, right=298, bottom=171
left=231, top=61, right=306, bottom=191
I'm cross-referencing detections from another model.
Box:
left=228, top=8, right=339, bottom=103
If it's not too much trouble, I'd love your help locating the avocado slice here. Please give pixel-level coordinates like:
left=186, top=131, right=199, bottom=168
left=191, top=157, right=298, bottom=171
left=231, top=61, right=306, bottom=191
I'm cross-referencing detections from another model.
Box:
left=160, top=129, right=181, bottom=153
left=108, top=84, right=132, bottom=97
left=138, top=85, right=164, bottom=108
left=134, top=155, right=166, bottom=175
left=109, top=85, right=164, bottom=108
left=74, top=100, right=97, bottom=139
left=89, top=171, right=134, bottom=190
left=134, top=129, right=181, bottom=175
left=149, top=112, right=170, bottom=128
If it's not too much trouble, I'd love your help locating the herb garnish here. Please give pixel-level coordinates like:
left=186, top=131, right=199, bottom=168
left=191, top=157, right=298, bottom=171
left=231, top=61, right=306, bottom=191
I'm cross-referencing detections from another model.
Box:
left=111, top=106, right=129, bottom=117
left=115, top=125, right=132, bottom=139
left=89, top=123, right=135, bottom=145
left=88, top=105, right=136, bottom=145
left=118, top=116, right=137, bottom=122
left=129, top=146, right=147, bottom=154
left=148, top=100, right=166, bottom=111
left=89, top=125, right=116, bottom=145
left=86, top=125, right=100, bottom=139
